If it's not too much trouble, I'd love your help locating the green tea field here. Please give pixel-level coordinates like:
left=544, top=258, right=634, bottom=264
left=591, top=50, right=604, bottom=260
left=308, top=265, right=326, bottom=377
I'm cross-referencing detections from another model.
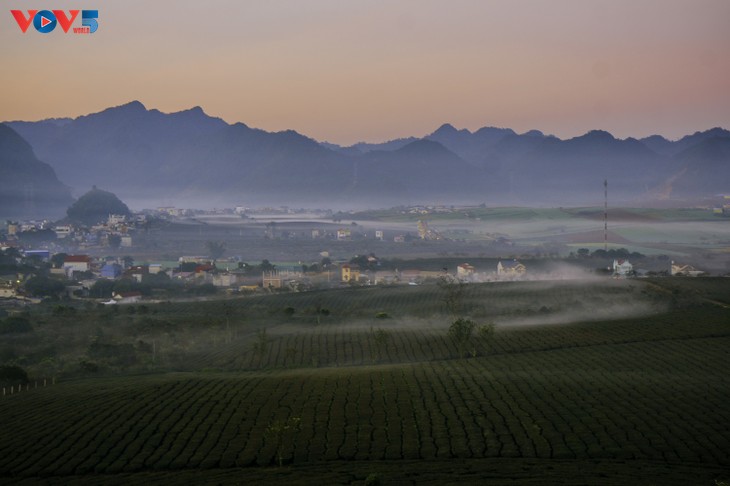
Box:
left=1, top=278, right=729, bottom=484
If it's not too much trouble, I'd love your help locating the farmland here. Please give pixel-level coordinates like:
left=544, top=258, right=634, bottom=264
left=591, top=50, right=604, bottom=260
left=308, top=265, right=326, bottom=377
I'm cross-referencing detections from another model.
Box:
left=104, top=206, right=730, bottom=282
left=1, top=278, right=729, bottom=484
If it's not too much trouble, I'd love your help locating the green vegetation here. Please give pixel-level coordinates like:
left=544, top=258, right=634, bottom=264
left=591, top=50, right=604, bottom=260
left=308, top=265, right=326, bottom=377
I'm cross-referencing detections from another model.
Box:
left=66, top=186, right=131, bottom=224
left=0, top=278, right=729, bottom=484
left=0, top=316, right=32, bottom=334
left=447, top=317, right=476, bottom=358
left=265, top=416, right=302, bottom=467
left=23, top=274, right=65, bottom=297
left=0, top=365, right=28, bottom=387
left=205, top=240, right=226, bottom=260
left=369, top=326, right=390, bottom=363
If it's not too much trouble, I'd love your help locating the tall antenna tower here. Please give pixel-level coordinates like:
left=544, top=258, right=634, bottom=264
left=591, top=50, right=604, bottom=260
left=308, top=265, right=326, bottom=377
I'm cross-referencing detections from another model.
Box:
left=603, top=179, right=608, bottom=251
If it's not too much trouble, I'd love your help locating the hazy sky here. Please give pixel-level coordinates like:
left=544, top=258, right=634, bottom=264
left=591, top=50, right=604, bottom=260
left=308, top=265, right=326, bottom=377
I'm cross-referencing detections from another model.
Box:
left=2, top=0, right=729, bottom=144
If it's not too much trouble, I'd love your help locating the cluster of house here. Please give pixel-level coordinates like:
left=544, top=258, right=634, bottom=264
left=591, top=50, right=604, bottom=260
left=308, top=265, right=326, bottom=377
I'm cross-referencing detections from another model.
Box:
left=6, top=214, right=147, bottom=250
left=0, top=240, right=708, bottom=305
left=338, top=260, right=529, bottom=286
left=611, top=259, right=705, bottom=277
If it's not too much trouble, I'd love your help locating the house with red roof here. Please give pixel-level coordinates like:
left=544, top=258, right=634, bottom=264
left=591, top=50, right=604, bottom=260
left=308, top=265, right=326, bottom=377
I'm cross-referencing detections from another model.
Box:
left=63, top=255, right=93, bottom=277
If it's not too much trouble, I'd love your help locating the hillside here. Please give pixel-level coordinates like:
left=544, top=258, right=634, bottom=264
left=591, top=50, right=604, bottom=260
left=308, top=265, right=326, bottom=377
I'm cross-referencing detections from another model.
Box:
left=666, top=137, right=730, bottom=198
left=0, top=279, right=728, bottom=484
left=0, top=124, right=73, bottom=218
left=66, top=186, right=132, bottom=225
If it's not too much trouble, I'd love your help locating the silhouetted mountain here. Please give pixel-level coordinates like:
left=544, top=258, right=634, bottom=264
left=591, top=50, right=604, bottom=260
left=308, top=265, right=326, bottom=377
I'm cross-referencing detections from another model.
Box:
left=5, top=103, right=729, bottom=208
left=426, top=123, right=519, bottom=166
left=639, top=135, right=674, bottom=156
left=353, top=140, right=491, bottom=204
left=665, top=137, right=730, bottom=198
left=0, top=124, right=73, bottom=218
left=640, top=128, right=730, bottom=157
left=672, top=128, right=730, bottom=155
left=493, top=130, right=669, bottom=204
left=9, top=102, right=354, bottom=206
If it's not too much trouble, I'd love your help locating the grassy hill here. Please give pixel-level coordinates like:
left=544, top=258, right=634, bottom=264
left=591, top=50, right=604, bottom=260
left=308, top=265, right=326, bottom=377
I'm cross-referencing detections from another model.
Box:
left=1, top=279, right=729, bottom=484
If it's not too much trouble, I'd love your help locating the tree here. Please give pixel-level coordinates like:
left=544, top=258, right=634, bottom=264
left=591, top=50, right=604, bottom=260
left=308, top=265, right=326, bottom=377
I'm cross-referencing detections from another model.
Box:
left=206, top=240, right=226, bottom=261
left=24, top=275, right=65, bottom=298
left=108, top=234, right=122, bottom=249
left=265, top=416, right=301, bottom=466
left=253, top=328, right=269, bottom=366
left=448, top=318, right=476, bottom=359
left=438, top=274, right=494, bottom=357
left=0, top=365, right=28, bottom=386
left=438, top=276, right=465, bottom=317
left=259, top=259, right=275, bottom=273
left=473, top=322, right=495, bottom=357
left=90, top=279, right=116, bottom=299
left=370, top=327, right=390, bottom=363
left=50, top=253, right=67, bottom=269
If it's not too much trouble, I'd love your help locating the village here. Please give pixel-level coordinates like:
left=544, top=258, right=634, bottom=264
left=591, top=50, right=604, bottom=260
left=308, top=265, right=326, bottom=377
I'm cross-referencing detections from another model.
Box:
left=0, top=205, right=708, bottom=308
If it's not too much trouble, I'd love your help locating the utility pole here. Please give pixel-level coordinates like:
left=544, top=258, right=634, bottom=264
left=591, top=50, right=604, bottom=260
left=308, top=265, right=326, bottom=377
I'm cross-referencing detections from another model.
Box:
left=603, top=179, right=608, bottom=251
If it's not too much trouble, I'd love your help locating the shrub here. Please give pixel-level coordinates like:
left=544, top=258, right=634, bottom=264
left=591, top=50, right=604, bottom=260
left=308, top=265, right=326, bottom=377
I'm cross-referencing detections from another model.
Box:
left=0, top=365, right=29, bottom=385
left=0, top=317, right=33, bottom=334
left=365, top=473, right=383, bottom=486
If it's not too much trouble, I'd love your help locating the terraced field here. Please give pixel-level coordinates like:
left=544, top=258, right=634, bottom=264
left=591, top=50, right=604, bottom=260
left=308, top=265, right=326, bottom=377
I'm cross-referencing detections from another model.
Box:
left=1, top=279, right=729, bottom=484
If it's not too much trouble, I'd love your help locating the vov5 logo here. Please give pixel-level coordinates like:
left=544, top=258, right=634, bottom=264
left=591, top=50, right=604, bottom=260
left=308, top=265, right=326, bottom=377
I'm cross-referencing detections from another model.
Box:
left=11, top=9, right=98, bottom=34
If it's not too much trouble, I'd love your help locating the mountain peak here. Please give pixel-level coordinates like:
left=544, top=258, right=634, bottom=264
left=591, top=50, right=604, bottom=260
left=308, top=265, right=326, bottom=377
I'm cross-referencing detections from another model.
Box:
left=435, top=123, right=457, bottom=133
left=572, top=130, right=616, bottom=143
left=696, top=127, right=730, bottom=138
left=116, top=100, right=147, bottom=112
left=177, top=106, right=205, bottom=116
left=432, top=123, right=471, bottom=136
left=89, top=101, right=148, bottom=120
left=522, top=129, right=545, bottom=137
left=585, top=129, right=615, bottom=139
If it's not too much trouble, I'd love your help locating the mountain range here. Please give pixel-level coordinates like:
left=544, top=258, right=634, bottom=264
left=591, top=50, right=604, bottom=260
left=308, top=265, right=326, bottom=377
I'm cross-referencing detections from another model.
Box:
left=2, top=101, right=729, bottom=212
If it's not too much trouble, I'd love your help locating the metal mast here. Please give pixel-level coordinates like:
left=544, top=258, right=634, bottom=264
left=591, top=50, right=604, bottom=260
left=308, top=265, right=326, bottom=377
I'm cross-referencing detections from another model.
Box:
left=603, top=179, right=608, bottom=251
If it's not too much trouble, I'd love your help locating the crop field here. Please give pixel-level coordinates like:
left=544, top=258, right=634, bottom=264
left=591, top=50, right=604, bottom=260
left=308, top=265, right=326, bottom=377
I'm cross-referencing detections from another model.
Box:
left=1, top=278, right=729, bottom=484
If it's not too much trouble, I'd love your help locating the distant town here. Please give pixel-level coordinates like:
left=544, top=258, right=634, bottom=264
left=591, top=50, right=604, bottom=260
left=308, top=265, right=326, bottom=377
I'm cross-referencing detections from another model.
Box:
left=1, top=200, right=714, bottom=309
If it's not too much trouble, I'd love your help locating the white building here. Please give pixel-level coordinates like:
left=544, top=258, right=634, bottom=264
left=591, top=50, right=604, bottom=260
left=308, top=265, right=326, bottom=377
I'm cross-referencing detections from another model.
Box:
left=612, top=259, right=633, bottom=277
left=457, top=263, right=476, bottom=279
left=108, top=214, right=127, bottom=225
left=63, top=255, right=92, bottom=276
left=497, top=260, right=526, bottom=278
left=54, top=225, right=72, bottom=239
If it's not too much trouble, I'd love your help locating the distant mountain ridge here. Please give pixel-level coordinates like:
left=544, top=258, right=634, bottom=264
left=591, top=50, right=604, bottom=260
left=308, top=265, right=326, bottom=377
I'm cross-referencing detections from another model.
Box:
left=5, top=102, right=729, bottom=208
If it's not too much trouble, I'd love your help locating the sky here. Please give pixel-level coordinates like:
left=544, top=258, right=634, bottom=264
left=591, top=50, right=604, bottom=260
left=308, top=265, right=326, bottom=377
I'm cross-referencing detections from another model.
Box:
left=1, top=0, right=729, bottom=145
